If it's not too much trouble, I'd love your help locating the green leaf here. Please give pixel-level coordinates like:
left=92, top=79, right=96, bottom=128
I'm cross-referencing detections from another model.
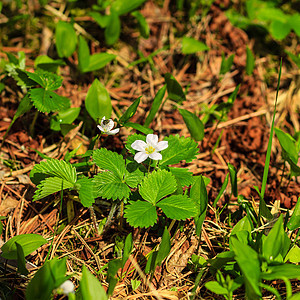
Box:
left=55, top=21, right=77, bottom=58
left=156, top=227, right=171, bottom=266
left=286, top=51, right=300, bottom=68
left=284, top=245, right=300, bottom=263
left=181, top=37, right=209, bottom=54
left=124, top=200, right=157, bottom=228
left=131, top=11, right=149, bottom=38
left=122, top=233, right=133, bottom=268
left=87, top=53, right=116, bottom=72
left=220, top=53, right=235, bottom=75
left=231, top=238, right=262, bottom=299
left=105, top=10, right=120, bottom=45
left=275, top=128, right=298, bottom=163
left=50, top=107, right=80, bottom=131
left=1, top=234, right=47, bottom=260
left=144, top=85, right=166, bottom=127
left=25, top=70, right=63, bottom=91
left=124, top=161, right=145, bottom=188
left=289, top=14, right=300, bottom=36
left=111, top=0, right=146, bottom=16
left=29, top=88, right=70, bottom=113
left=159, top=134, right=198, bottom=166
left=179, top=108, right=204, bottom=141
left=139, top=169, right=177, bottom=205
left=213, top=173, right=229, bottom=207
left=145, top=251, right=158, bottom=274
left=15, top=242, right=29, bottom=275
left=231, top=216, right=252, bottom=236
left=270, top=20, right=291, bottom=40
left=107, top=259, right=122, bottom=296
left=164, top=73, right=186, bottom=103
left=89, top=11, right=110, bottom=28
left=169, top=167, right=194, bottom=187
left=85, top=79, right=112, bottom=121
left=78, top=36, right=90, bottom=73
left=34, top=55, right=65, bottom=73
left=262, top=215, right=288, bottom=262
left=93, top=171, right=130, bottom=200
left=123, top=122, right=153, bottom=134
left=287, top=196, right=300, bottom=230
left=93, top=148, right=126, bottom=179
left=246, top=47, right=255, bottom=75
left=262, top=264, right=300, bottom=280
left=30, top=158, right=77, bottom=185
left=77, top=177, right=95, bottom=207
left=33, top=177, right=74, bottom=201
left=205, top=281, right=228, bottom=295
left=26, top=258, right=67, bottom=300
left=119, top=97, right=141, bottom=124
left=228, top=163, right=237, bottom=197
left=80, top=265, right=108, bottom=300
left=157, top=194, right=196, bottom=220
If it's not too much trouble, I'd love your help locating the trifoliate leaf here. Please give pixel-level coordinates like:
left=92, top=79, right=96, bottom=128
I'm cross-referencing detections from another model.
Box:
left=25, top=70, right=63, bottom=91
left=33, top=177, right=74, bottom=201
left=157, top=195, right=196, bottom=220
left=93, top=171, right=130, bottom=200
left=139, top=169, right=177, bottom=205
left=93, top=148, right=126, bottom=179
left=169, top=167, right=194, bottom=187
left=124, top=200, right=157, bottom=228
left=30, top=159, right=77, bottom=185
left=77, top=177, right=95, bottom=207
left=126, top=134, right=146, bottom=155
left=29, top=88, right=70, bottom=113
left=159, top=135, right=198, bottom=166
left=124, top=161, right=146, bottom=188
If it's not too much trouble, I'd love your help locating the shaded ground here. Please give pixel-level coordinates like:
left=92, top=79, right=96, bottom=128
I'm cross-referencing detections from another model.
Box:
left=0, top=1, right=299, bottom=299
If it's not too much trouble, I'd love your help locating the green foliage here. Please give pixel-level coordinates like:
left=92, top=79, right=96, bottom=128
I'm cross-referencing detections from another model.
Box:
left=131, top=11, right=150, bottom=38
left=26, top=258, right=68, bottom=300
left=16, top=242, right=29, bottom=275
left=181, top=37, right=209, bottom=54
left=220, top=53, right=235, bottom=75
left=55, top=21, right=77, bottom=58
left=159, top=134, right=198, bottom=166
left=105, top=9, right=121, bottom=45
left=50, top=107, right=80, bottom=131
left=85, top=79, right=112, bottom=122
left=1, top=234, right=47, bottom=260
left=287, top=196, right=300, bottom=230
left=178, top=108, right=204, bottom=141
left=164, top=73, right=186, bottom=103
left=246, top=47, right=255, bottom=75
left=119, top=97, right=141, bottom=124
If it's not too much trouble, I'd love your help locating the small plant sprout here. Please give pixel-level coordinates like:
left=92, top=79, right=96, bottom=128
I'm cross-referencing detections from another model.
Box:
left=131, top=134, right=168, bottom=163
left=97, top=116, right=119, bottom=135
left=58, top=279, right=75, bottom=295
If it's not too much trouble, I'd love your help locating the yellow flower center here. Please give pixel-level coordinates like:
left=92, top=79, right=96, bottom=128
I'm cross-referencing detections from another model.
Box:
left=145, top=146, right=155, bottom=154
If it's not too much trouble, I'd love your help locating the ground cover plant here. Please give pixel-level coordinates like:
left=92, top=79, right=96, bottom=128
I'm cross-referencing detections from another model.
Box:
left=0, top=0, right=299, bottom=299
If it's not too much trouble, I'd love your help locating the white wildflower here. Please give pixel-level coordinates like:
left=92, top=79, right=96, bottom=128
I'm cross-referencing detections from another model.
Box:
left=97, top=116, right=119, bottom=135
left=58, top=280, right=75, bottom=295
left=131, top=134, right=168, bottom=163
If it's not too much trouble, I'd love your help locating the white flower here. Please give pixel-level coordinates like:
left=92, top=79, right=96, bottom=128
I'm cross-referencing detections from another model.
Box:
left=131, top=134, right=168, bottom=163
left=59, top=280, right=75, bottom=295
left=97, top=116, right=119, bottom=135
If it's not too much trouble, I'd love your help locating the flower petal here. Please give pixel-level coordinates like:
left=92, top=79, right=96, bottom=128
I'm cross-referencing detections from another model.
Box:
left=131, top=140, right=147, bottom=151
left=97, top=125, right=105, bottom=132
left=146, top=134, right=158, bottom=146
left=134, top=152, right=148, bottom=163
left=156, top=140, right=168, bottom=151
left=107, top=119, right=114, bottom=131
left=107, top=128, right=120, bottom=135
left=149, top=152, right=162, bottom=160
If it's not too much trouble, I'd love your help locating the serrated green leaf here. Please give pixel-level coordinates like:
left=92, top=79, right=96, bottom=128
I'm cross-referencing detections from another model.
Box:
left=179, top=108, right=204, bottom=141
left=164, top=73, right=186, bottom=103
left=85, top=79, right=112, bottom=121
left=169, top=167, right=194, bottom=187
left=25, top=70, right=62, bottom=91
left=93, top=171, right=130, bottom=200
left=105, top=10, right=120, bottom=45
left=55, top=21, right=77, bottom=58
left=124, top=200, right=157, bottom=228
left=119, top=97, right=141, bottom=124
left=126, top=134, right=146, bottom=154
left=93, top=148, right=126, bottom=179
left=29, top=88, right=70, bottom=113
left=157, top=195, right=196, bottom=220
left=139, top=169, right=177, bottom=204
left=159, top=135, right=198, bottom=166
left=80, top=265, right=108, bottom=300
left=144, top=85, right=166, bottom=127
left=124, top=161, right=145, bottom=188
left=30, top=159, right=77, bottom=185
left=33, top=177, right=74, bottom=201
left=1, top=234, right=47, bottom=260
left=181, top=37, right=209, bottom=54
left=77, top=177, right=95, bottom=207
